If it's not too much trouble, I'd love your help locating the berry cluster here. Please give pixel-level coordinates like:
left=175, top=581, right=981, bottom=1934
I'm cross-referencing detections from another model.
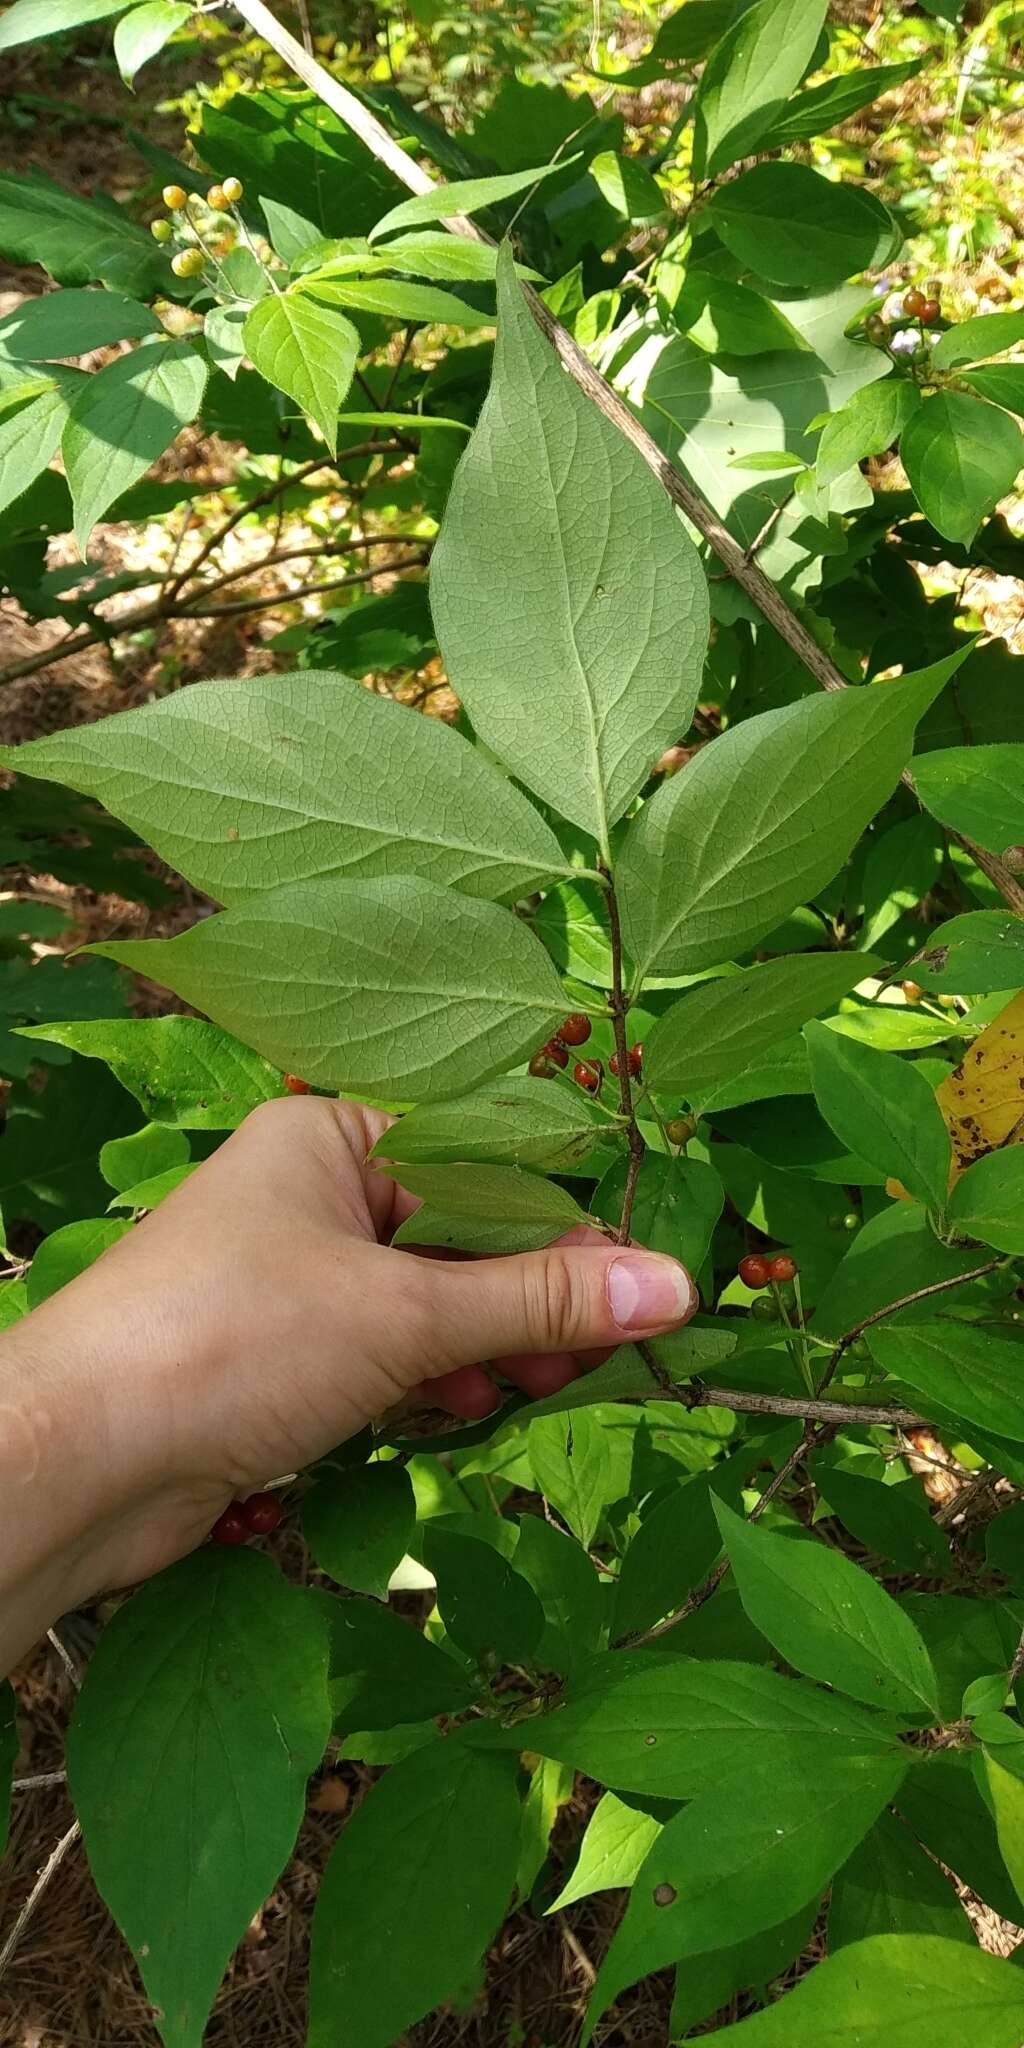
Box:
left=738, top=1251, right=798, bottom=1289
left=864, top=280, right=943, bottom=364
left=529, top=1013, right=591, bottom=1079
left=155, top=177, right=245, bottom=280
left=210, top=1491, right=283, bottom=1546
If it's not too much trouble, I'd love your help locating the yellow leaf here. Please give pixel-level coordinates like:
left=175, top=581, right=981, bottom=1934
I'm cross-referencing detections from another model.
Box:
left=936, top=990, right=1024, bottom=1180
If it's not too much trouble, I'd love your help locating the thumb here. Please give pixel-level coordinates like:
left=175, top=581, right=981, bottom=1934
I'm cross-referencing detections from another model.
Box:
left=400, top=1242, right=698, bottom=1380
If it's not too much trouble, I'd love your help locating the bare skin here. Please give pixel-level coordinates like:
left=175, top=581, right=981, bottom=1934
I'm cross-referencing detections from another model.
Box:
left=0, top=1096, right=696, bottom=1675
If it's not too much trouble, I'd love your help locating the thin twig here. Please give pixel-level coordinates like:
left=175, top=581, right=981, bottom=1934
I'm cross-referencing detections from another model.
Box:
left=603, top=870, right=645, bottom=1248
left=12, top=1772, right=67, bottom=1793
left=659, top=1384, right=928, bottom=1430
left=817, top=1260, right=1001, bottom=1392
left=47, top=1627, right=82, bottom=1691
left=175, top=530, right=429, bottom=601
left=0, top=1821, right=81, bottom=1982
left=223, top=0, right=1024, bottom=922
left=1009, top=1625, right=1024, bottom=1690
left=182, top=551, right=429, bottom=618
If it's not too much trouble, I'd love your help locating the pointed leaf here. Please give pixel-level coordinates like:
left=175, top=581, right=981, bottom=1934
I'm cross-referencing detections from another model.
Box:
left=67, top=1551, right=331, bottom=2048
left=388, top=1160, right=589, bottom=1253
left=113, top=0, right=191, bottom=82
left=619, top=663, right=956, bottom=977
left=302, top=275, right=495, bottom=328
left=758, top=59, right=922, bottom=145
left=550, top=1791, right=662, bottom=1912
left=86, top=875, right=566, bottom=1102
left=816, top=378, right=921, bottom=485
left=868, top=1322, right=1024, bottom=1450
left=901, top=394, right=1023, bottom=548
left=308, top=1741, right=520, bottom=2048
left=423, top=1524, right=545, bottom=1666
left=804, top=1021, right=951, bottom=1212
left=829, top=1806, right=972, bottom=1948
left=62, top=339, right=206, bottom=551
left=369, top=161, right=576, bottom=242
left=0, top=673, right=571, bottom=906
left=695, top=1934, right=1024, bottom=2046
left=915, top=743, right=1024, bottom=857
left=243, top=293, right=358, bottom=451
left=325, top=1596, right=475, bottom=1731
left=591, top=1151, right=723, bottom=1274
left=611, top=1476, right=721, bottom=1640
left=15, top=1016, right=286, bottom=1128
left=529, top=1411, right=613, bottom=1548
left=713, top=1498, right=940, bottom=1719
left=0, top=380, right=72, bottom=518
left=708, top=163, right=897, bottom=289
left=693, top=0, right=828, bottom=178
left=645, top=955, right=877, bottom=1105
left=431, top=242, right=708, bottom=853
left=373, top=1076, right=611, bottom=1171
left=26, top=1215, right=132, bottom=1307
left=586, top=1753, right=907, bottom=2038
left=0, top=170, right=168, bottom=295
left=0, top=287, right=160, bottom=358
left=948, top=1145, right=1024, bottom=1254
left=0, top=0, right=127, bottom=48
left=931, top=311, right=1024, bottom=370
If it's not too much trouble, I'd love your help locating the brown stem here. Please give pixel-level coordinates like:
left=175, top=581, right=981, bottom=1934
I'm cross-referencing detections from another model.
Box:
left=654, top=1383, right=928, bottom=1430
left=181, top=551, right=429, bottom=618
left=603, top=871, right=645, bottom=1247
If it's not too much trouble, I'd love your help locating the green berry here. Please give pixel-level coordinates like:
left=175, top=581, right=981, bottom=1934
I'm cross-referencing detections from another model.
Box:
left=151, top=218, right=173, bottom=243
left=750, top=1294, right=780, bottom=1323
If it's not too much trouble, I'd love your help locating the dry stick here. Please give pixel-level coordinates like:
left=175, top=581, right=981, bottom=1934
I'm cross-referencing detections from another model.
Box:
left=228, top=0, right=1024, bottom=917
left=176, top=529, right=429, bottom=601
left=184, top=551, right=430, bottom=619
left=816, top=1258, right=1000, bottom=1393
left=0, top=1821, right=81, bottom=1983
left=12, top=1772, right=67, bottom=1793
left=675, top=1385, right=926, bottom=1430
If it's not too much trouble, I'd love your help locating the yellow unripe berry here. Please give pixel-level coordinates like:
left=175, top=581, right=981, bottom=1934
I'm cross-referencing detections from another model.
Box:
left=206, top=183, right=229, bottom=211
left=163, top=183, right=188, bottom=210
left=171, top=247, right=204, bottom=278
left=150, top=218, right=173, bottom=242
left=221, top=176, right=243, bottom=204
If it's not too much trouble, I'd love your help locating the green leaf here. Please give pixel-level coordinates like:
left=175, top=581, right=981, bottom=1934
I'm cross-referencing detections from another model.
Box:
left=693, top=0, right=828, bottom=179
left=549, top=1791, right=662, bottom=1912
left=670, top=272, right=809, bottom=356
left=325, top=1596, right=474, bottom=1731
left=26, top=1215, right=132, bottom=1306
left=0, top=0, right=127, bottom=47
left=905, top=911, right=1024, bottom=994
left=861, top=814, right=944, bottom=951
left=308, top=1740, right=520, bottom=2048
left=585, top=1753, right=907, bottom=2039
left=431, top=242, right=708, bottom=854
left=113, top=0, right=190, bottom=82
left=16, top=1015, right=286, bottom=1128
left=62, top=339, right=207, bottom=552
left=757, top=59, right=922, bottom=146
left=962, top=363, right=1024, bottom=417
left=0, top=170, right=168, bottom=295
left=67, top=1551, right=330, bottom=2048
left=915, top=743, right=1024, bottom=857
left=819, top=1467, right=950, bottom=1576
left=303, top=275, right=495, bottom=329
left=87, top=875, right=566, bottom=1103
left=981, top=1750, right=1024, bottom=1913
left=0, top=673, right=570, bottom=908
left=591, top=1152, right=723, bottom=1275
left=869, top=1322, right=1024, bottom=1450
left=517, top=1753, right=574, bottom=1900
left=707, top=163, right=898, bottom=289
left=619, top=663, right=954, bottom=977
left=897, top=1752, right=1024, bottom=1924
left=804, top=1021, right=951, bottom=1212
left=931, top=311, right=1024, bottom=371
left=0, top=1057, right=139, bottom=1229
left=0, top=381, right=73, bottom=519
left=901, top=394, right=1023, bottom=548
left=650, top=0, right=735, bottom=62
left=611, top=1475, right=721, bottom=1639
left=948, top=1146, right=1024, bottom=1254
left=512, top=1514, right=605, bottom=1676
left=243, top=294, right=357, bottom=452
left=258, top=196, right=320, bottom=262
left=645, top=955, right=876, bottom=1106
left=713, top=1498, right=940, bottom=1719
left=670, top=1904, right=819, bottom=2040
left=695, top=1935, right=1024, bottom=2046
left=372, top=1076, right=611, bottom=1171
left=98, top=1120, right=188, bottom=1193
left=304, top=1461, right=415, bottom=1599
left=107, top=1163, right=193, bottom=1210
left=816, top=378, right=921, bottom=485
left=423, top=1524, right=545, bottom=1666
left=528, top=1412, right=612, bottom=1548
left=369, top=161, right=576, bottom=242
left=828, top=1808, right=971, bottom=1948
left=388, top=1160, right=589, bottom=1254
left=516, top=1321, right=738, bottom=1420
left=363, top=231, right=540, bottom=285
left=589, top=150, right=665, bottom=220
left=0, top=288, right=160, bottom=358
left=494, top=1650, right=907, bottom=1797
left=0, top=1681, right=16, bottom=1859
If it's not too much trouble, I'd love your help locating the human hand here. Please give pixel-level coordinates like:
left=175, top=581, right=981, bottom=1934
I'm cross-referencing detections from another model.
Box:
left=0, top=1096, right=696, bottom=1666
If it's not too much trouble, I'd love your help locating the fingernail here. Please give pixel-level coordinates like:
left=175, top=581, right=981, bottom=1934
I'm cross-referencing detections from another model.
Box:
left=606, top=1252, right=697, bottom=1333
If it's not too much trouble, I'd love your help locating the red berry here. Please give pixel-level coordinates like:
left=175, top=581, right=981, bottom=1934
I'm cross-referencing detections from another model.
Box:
left=559, top=1014, right=592, bottom=1046
left=283, top=1073, right=311, bottom=1094
left=768, top=1253, right=798, bottom=1283
left=529, top=1052, right=556, bottom=1078
left=609, top=1045, right=643, bottom=1078
left=738, top=1253, right=770, bottom=1288
left=242, top=1491, right=284, bottom=1535
left=904, top=286, right=925, bottom=318
left=210, top=1504, right=248, bottom=1546
left=545, top=1041, right=570, bottom=1069
left=920, top=298, right=940, bottom=325
left=574, top=1060, right=602, bottom=1093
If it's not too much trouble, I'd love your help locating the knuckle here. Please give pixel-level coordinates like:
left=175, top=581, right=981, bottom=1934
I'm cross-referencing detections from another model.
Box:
left=529, top=1249, right=587, bottom=1349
